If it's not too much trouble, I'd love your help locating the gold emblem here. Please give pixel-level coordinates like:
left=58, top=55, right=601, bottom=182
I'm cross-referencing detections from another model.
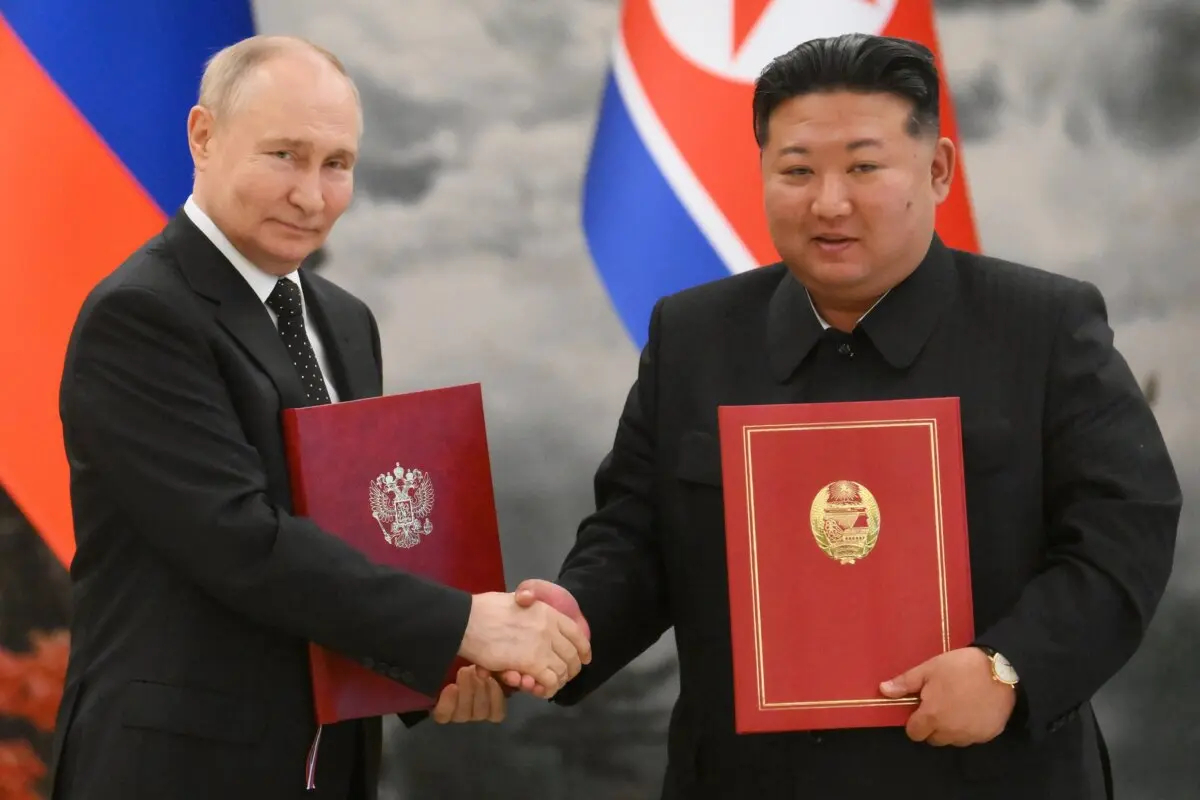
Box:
left=810, top=480, right=880, bottom=565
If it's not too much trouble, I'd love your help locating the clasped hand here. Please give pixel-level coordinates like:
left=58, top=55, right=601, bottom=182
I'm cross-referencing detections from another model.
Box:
left=435, top=581, right=590, bottom=724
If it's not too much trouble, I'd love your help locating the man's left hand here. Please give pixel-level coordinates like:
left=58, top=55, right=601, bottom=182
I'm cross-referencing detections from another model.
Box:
left=879, top=647, right=1016, bottom=746
left=432, top=664, right=507, bottom=724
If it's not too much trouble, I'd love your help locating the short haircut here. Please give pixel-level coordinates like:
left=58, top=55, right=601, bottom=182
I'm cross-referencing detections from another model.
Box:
left=197, top=34, right=361, bottom=127
left=752, top=33, right=941, bottom=147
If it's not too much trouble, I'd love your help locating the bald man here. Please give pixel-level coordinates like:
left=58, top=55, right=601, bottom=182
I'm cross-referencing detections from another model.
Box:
left=49, top=35, right=586, bottom=800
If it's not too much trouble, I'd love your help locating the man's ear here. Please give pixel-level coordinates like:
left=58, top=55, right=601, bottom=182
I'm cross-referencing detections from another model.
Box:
left=930, top=136, right=956, bottom=205
left=187, top=106, right=215, bottom=171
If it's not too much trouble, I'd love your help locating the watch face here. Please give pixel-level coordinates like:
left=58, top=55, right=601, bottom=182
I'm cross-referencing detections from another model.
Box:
left=993, top=654, right=1019, bottom=684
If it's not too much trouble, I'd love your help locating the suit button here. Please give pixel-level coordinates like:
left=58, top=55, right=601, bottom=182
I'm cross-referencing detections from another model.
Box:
left=388, top=667, right=406, bottom=681
left=400, top=671, right=416, bottom=684
left=361, top=656, right=375, bottom=669
left=837, top=343, right=853, bottom=357
left=810, top=732, right=824, bottom=744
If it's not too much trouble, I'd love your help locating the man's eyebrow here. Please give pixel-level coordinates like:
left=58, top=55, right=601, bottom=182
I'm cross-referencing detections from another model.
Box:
left=262, top=137, right=308, bottom=149
left=777, top=138, right=885, bottom=156
left=261, top=138, right=356, bottom=160
left=846, top=138, right=885, bottom=151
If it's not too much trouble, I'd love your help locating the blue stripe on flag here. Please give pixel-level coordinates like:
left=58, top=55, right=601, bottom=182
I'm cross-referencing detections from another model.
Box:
left=582, top=72, right=731, bottom=350
left=1, top=0, right=256, bottom=214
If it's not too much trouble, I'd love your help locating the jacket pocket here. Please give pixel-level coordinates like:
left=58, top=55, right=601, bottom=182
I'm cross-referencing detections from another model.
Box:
left=956, top=712, right=1082, bottom=785
left=120, top=679, right=266, bottom=744
left=674, top=428, right=724, bottom=487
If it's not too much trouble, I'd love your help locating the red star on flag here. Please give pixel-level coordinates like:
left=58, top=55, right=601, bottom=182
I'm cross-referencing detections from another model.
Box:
left=732, top=0, right=773, bottom=58
left=733, top=0, right=883, bottom=57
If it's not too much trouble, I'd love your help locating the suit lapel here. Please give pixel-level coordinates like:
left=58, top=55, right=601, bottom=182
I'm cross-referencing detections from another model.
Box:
left=300, top=272, right=378, bottom=401
left=165, top=211, right=310, bottom=409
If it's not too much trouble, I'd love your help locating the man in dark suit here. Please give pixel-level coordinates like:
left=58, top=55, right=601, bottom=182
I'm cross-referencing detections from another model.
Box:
left=508, top=33, right=1180, bottom=798
left=50, top=35, right=587, bottom=800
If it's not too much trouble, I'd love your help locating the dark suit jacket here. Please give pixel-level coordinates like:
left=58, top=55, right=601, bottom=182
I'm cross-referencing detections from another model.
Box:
left=49, top=211, right=470, bottom=800
left=552, top=235, right=1180, bottom=799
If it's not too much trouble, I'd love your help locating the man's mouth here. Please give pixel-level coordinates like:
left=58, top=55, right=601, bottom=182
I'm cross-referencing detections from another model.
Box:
left=276, top=221, right=318, bottom=233
left=813, top=235, right=856, bottom=251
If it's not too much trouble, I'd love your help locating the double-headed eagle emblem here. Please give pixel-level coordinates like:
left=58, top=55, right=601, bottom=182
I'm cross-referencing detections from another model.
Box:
left=369, top=463, right=435, bottom=549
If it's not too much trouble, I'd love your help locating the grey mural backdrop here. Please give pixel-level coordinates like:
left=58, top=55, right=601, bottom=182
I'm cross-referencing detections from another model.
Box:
left=0, top=0, right=1195, bottom=797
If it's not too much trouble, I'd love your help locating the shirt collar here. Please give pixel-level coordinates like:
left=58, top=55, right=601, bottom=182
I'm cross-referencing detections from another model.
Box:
left=804, top=286, right=890, bottom=330
left=767, top=234, right=958, bottom=382
left=183, top=195, right=302, bottom=306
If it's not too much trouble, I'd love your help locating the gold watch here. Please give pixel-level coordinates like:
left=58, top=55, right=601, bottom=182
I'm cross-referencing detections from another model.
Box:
left=977, top=646, right=1019, bottom=686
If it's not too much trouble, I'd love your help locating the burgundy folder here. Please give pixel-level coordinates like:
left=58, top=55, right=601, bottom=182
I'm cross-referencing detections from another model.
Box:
left=281, top=382, right=506, bottom=723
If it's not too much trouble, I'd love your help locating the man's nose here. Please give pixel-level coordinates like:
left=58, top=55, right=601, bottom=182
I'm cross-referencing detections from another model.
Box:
left=289, top=169, right=325, bottom=214
left=810, top=175, right=851, bottom=218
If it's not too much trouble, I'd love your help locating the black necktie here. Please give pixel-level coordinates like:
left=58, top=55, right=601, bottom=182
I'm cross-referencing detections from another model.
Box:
left=265, top=277, right=331, bottom=405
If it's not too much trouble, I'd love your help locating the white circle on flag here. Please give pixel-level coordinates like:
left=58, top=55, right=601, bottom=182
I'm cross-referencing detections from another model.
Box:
left=649, top=0, right=899, bottom=84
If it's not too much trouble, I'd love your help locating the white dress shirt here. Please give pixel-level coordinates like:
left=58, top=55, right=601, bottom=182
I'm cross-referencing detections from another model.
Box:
left=805, top=285, right=889, bottom=331
left=183, top=195, right=340, bottom=403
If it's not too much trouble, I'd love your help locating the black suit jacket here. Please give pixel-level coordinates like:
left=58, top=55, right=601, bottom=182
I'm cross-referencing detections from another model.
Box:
left=49, top=211, right=471, bottom=799
left=552, top=235, right=1180, bottom=799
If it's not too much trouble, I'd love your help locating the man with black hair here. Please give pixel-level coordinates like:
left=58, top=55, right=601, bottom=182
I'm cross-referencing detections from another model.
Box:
left=508, top=33, right=1179, bottom=798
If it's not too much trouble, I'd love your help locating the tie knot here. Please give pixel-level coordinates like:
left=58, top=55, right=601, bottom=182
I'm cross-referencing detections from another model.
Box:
left=266, top=278, right=304, bottom=319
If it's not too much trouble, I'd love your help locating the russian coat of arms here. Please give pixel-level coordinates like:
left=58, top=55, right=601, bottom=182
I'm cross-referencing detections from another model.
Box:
left=369, top=463, right=435, bottom=549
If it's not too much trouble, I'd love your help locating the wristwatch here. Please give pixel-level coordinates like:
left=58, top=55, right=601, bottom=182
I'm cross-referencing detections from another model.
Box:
left=976, top=646, right=1020, bottom=686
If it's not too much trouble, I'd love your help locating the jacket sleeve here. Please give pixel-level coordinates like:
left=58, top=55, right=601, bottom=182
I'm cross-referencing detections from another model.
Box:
left=63, top=285, right=472, bottom=698
left=552, top=299, right=673, bottom=704
left=973, top=280, right=1180, bottom=737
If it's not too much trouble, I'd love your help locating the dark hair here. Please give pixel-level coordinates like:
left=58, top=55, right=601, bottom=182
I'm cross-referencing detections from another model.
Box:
left=752, top=33, right=941, bottom=147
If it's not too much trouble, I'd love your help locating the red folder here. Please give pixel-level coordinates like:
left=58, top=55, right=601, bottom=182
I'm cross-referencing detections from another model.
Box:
left=281, top=382, right=506, bottom=724
left=718, top=397, right=974, bottom=734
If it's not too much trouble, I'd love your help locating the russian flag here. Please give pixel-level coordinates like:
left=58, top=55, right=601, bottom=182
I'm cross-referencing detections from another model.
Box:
left=582, top=0, right=980, bottom=348
left=0, top=1, right=256, bottom=565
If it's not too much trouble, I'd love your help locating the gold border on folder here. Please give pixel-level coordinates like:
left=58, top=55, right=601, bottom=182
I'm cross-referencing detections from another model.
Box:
left=741, top=419, right=949, bottom=711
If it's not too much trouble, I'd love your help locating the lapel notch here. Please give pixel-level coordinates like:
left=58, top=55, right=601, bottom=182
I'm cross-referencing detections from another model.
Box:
left=165, top=211, right=311, bottom=409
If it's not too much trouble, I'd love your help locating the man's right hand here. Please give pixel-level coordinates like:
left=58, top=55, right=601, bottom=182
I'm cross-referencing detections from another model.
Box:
left=500, top=580, right=590, bottom=697
left=458, top=592, right=591, bottom=697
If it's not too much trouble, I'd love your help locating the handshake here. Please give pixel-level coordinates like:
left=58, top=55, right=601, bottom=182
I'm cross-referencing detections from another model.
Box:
left=436, top=580, right=588, bottom=724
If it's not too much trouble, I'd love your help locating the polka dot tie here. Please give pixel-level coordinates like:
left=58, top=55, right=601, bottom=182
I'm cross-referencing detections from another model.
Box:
left=266, top=278, right=331, bottom=405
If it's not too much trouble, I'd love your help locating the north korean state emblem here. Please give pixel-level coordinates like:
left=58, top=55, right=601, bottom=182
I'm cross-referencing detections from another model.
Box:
left=369, top=463, right=435, bottom=549
left=810, top=480, right=880, bottom=565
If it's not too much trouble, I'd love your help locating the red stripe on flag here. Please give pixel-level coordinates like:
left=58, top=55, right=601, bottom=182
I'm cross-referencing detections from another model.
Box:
left=0, top=17, right=168, bottom=565
left=622, top=0, right=775, bottom=264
